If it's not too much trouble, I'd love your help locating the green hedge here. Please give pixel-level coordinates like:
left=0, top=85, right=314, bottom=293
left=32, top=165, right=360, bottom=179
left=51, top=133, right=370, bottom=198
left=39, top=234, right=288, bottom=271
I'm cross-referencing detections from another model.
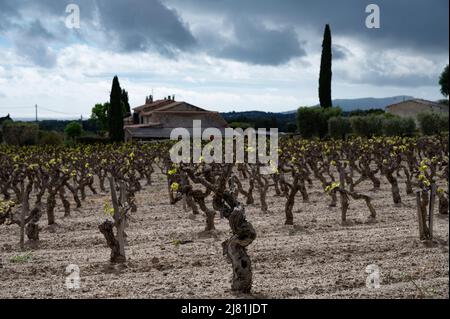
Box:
left=349, top=115, right=384, bottom=137
left=38, top=130, right=64, bottom=145
left=328, top=116, right=351, bottom=139
left=417, top=112, right=449, bottom=135
left=297, top=106, right=342, bottom=138
left=381, top=117, right=416, bottom=136
left=2, top=122, right=39, bottom=145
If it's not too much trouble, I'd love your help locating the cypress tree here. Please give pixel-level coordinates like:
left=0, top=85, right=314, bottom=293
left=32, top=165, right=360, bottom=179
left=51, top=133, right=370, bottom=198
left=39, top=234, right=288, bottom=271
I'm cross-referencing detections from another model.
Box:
left=319, top=24, right=332, bottom=108
left=109, top=76, right=124, bottom=142
left=121, top=89, right=131, bottom=116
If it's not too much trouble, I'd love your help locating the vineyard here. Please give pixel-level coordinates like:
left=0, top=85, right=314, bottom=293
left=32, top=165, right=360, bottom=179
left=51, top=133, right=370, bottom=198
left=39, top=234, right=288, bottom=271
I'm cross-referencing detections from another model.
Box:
left=0, top=135, right=448, bottom=298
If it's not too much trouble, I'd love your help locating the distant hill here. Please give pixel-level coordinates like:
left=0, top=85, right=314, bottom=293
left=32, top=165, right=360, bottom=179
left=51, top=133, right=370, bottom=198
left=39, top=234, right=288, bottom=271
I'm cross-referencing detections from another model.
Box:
left=222, top=96, right=419, bottom=132
left=282, top=95, right=415, bottom=114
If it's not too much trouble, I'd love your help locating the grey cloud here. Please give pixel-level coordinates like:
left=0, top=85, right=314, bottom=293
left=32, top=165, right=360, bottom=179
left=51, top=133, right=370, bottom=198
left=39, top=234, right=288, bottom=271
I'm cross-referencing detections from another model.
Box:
left=165, top=0, right=449, bottom=54
left=0, top=0, right=448, bottom=73
left=333, top=44, right=351, bottom=60
left=14, top=20, right=57, bottom=68
left=15, top=39, right=57, bottom=68
left=25, top=20, right=54, bottom=40
left=96, top=0, right=197, bottom=55
left=0, top=0, right=20, bottom=31
left=0, top=0, right=197, bottom=66
left=359, top=73, right=437, bottom=88
left=206, top=18, right=305, bottom=65
left=0, top=1, right=63, bottom=68
left=336, top=67, right=438, bottom=88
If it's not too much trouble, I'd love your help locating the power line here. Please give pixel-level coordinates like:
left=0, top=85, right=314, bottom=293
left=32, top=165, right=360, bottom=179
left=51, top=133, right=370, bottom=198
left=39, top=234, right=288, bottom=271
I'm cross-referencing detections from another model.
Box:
left=1, top=105, right=81, bottom=116
left=38, top=106, right=80, bottom=116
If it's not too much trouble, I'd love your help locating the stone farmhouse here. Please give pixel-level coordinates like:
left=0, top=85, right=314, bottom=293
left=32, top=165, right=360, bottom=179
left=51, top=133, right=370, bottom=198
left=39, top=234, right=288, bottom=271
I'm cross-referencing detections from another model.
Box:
left=123, top=95, right=228, bottom=142
left=386, top=99, right=448, bottom=122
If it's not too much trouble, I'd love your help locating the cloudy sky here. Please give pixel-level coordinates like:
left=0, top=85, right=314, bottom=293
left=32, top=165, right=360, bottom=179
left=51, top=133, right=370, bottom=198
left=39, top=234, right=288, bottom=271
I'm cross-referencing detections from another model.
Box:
left=0, top=0, right=448, bottom=118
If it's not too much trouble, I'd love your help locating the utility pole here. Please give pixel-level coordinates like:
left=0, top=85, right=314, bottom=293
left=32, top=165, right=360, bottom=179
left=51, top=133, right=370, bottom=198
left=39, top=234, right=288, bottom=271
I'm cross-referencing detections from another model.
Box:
left=80, top=114, right=83, bottom=130
left=35, top=104, right=38, bottom=122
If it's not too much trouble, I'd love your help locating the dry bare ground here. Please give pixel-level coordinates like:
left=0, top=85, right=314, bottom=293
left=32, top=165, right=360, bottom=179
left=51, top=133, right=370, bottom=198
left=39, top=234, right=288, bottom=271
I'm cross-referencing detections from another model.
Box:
left=0, top=172, right=448, bottom=299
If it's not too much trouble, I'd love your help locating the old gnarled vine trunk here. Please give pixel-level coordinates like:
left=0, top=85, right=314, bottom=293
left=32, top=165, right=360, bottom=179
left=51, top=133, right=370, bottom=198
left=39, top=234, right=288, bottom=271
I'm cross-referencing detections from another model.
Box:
left=222, top=205, right=256, bottom=293
left=98, top=177, right=128, bottom=263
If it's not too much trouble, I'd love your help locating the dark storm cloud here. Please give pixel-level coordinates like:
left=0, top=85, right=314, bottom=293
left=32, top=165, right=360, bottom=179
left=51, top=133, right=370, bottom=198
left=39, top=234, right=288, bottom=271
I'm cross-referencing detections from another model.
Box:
left=0, top=0, right=197, bottom=66
left=14, top=39, right=57, bottom=68
left=0, top=0, right=58, bottom=69
left=166, top=0, right=449, bottom=54
left=96, top=0, right=197, bottom=55
left=206, top=18, right=306, bottom=65
left=0, top=0, right=20, bottom=31
left=13, top=20, right=57, bottom=68
left=0, top=0, right=448, bottom=70
left=0, top=0, right=67, bottom=67
left=333, top=44, right=352, bottom=60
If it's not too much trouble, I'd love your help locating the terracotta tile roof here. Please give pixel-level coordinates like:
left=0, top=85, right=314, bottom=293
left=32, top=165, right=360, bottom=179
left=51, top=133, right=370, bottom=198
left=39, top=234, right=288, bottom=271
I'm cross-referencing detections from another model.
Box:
left=133, top=99, right=174, bottom=112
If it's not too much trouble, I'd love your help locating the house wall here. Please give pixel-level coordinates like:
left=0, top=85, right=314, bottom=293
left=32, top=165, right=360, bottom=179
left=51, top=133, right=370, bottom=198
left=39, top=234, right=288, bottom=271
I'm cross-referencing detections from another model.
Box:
left=387, top=101, right=449, bottom=119
left=126, top=101, right=228, bottom=141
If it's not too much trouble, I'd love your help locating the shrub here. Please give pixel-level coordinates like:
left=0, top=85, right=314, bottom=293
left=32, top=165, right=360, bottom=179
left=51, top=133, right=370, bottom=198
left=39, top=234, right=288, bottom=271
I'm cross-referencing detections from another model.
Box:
left=347, top=109, right=385, bottom=117
left=297, top=107, right=317, bottom=138
left=350, top=115, right=383, bottom=137
left=417, top=112, right=449, bottom=135
left=64, top=122, right=83, bottom=141
left=328, top=116, right=352, bottom=139
left=285, top=122, right=297, bottom=133
left=297, top=106, right=342, bottom=138
left=382, top=117, right=416, bottom=136
left=2, top=122, right=39, bottom=145
left=38, top=130, right=64, bottom=145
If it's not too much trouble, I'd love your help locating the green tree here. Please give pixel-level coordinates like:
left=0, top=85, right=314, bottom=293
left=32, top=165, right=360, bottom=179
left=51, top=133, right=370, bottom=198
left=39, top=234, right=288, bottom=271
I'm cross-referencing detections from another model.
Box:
left=439, top=64, right=449, bottom=98
left=297, top=106, right=341, bottom=138
left=91, top=102, right=110, bottom=131
left=64, top=122, right=82, bottom=141
left=328, top=116, right=351, bottom=139
left=381, top=117, right=416, bottom=137
left=2, top=122, right=38, bottom=145
left=121, top=89, right=131, bottom=115
left=38, top=131, right=63, bottom=145
left=109, top=76, right=125, bottom=142
left=285, top=122, right=297, bottom=133
left=349, top=115, right=384, bottom=137
left=319, top=24, right=332, bottom=108
left=417, top=112, right=449, bottom=135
